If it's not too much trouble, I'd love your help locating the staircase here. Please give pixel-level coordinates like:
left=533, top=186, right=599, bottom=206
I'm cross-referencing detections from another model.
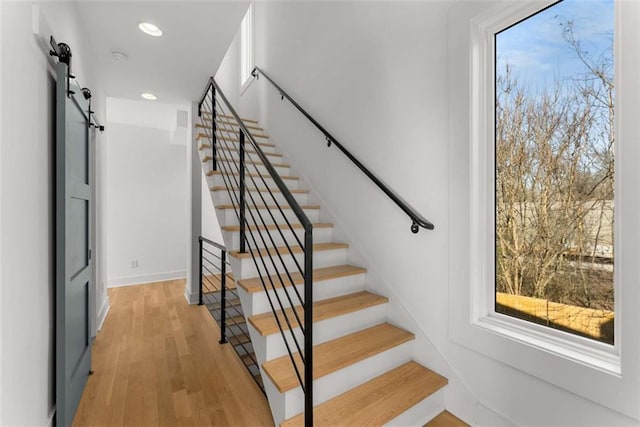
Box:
left=196, top=80, right=469, bottom=426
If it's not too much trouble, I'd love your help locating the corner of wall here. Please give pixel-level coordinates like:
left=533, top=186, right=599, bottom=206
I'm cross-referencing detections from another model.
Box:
left=187, top=101, right=202, bottom=304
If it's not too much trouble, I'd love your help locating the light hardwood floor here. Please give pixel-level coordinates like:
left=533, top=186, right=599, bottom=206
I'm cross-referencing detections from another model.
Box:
left=73, top=279, right=274, bottom=427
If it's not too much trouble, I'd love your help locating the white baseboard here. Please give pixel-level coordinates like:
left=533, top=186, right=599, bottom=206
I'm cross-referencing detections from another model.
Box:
left=107, top=270, right=187, bottom=288
left=184, top=284, right=199, bottom=305
left=97, top=296, right=111, bottom=331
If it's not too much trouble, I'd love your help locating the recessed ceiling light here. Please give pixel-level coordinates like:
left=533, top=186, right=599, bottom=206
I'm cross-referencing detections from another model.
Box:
left=141, top=93, right=157, bottom=101
left=111, top=50, right=128, bottom=61
left=138, top=22, right=163, bottom=37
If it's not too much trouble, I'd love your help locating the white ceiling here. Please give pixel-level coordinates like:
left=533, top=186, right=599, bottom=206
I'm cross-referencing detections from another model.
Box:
left=76, top=1, right=249, bottom=104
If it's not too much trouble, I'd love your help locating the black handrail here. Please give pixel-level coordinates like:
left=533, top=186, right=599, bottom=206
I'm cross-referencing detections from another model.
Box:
left=251, top=66, right=435, bottom=233
left=199, top=235, right=226, bottom=251
left=210, top=77, right=314, bottom=234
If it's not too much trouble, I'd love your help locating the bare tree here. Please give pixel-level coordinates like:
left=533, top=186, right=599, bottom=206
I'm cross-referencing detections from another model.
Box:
left=496, top=22, right=614, bottom=310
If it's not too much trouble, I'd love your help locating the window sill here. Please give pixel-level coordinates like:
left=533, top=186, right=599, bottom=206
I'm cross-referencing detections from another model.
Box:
left=475, top=313, right=620, bottom=376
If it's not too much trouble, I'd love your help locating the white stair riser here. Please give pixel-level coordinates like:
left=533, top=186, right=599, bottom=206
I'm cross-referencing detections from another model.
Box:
left=247, top=163, right=292, bottom=176
left=201, top=119, right=267, bottom=132
left=244, top=272, right=366, bottom=317
left=384, top=388, right=445, bottom=427
left=199, top=139, right=278, bottom=154
left=259, top=303, right=388, bottom=361
left=196, top=132, right=272, bottom=148
left=211, top=189, right=309, bottom=207
left=218, top=207, right=321, bottom=227
left=201, top=147, right=285, bottom=164
left=204, top=141, right=277, bottom=155
left=209, top=174, right=300, bottom=191
left=223, top=226, right=333, bottom=252
left=202, top=161, right=291, bottom=177
left=266, top=340, right=415, bottom=425
left=229, top=247, right=348, bottom=281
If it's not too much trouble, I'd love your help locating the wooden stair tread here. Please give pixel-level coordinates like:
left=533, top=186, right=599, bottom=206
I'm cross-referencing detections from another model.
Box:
left=201, top=142, right=277, bottom=152
left=214, top=146, right=284, bottom=158
left=214, top=116, right=263, bottom=127
left=196, top=132, right=276, bottom=148
left=425, top=411, right=469, bottom=427
left=196, top=123, right=270, bottom=139
left=202, top=113, right=259, bottom=124
left=249, top=291, right=388, bottom=336
left=240, top=352, right=258, bottom=366
left=238, top=264, right=366, bottom=293
left=207, top=170, right=299, bottom=181
left=202, top=273, right=236, bottom=293
left=225, top=315, right=246, bottom=327
left=200, top=132, right=275, bottom=147
left=219, top=114, right=259, bottom=124
left=203, top=157, right=290, bottom=168
left=217, top=204, right=320, bottom=211
left=262, top=323, right=414, bottom=393
left=281, top=361, right=448, bottom=427
left=229, top=242, right=349, bottom=260
left=210, top=186, right=308, bottom=194
left=201, top=144, right=283, bottom=158
left=227, top=333, right=251, bottom=346
left=216, top=120, right=264, bottom=132
left=222, top=222, right=332, bottom=232
left=202, top=116, right=264, bottom=132
left=212, top=298, right=241, bottom=310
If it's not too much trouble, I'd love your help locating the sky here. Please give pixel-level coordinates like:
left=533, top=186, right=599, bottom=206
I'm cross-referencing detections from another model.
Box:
left=496, top=0, right=614, bottom=91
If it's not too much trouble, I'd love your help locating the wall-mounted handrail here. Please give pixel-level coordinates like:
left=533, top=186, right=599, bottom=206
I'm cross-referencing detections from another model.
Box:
left=251, top=66, right=434, bottom=233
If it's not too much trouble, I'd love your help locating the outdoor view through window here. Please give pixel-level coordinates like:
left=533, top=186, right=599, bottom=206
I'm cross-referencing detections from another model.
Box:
left=495, top=0, right=614, bottom=344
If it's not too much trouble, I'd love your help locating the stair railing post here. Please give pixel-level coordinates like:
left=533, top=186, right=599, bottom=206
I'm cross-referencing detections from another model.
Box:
left=212, top=84, right=217, bottom=172
left=304, top=227, right=313, bottom=427
left=239, top=130, right=247, bottom=254
left=219, top=248, right=228, bottom=344
left=198, top=237, right=203, bottom=306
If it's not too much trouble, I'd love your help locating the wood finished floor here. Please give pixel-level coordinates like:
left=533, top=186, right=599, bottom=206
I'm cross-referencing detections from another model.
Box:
left=73, top=279, right=274, bottom=427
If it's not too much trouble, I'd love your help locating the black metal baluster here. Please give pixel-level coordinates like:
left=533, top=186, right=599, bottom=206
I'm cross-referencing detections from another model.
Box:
left=198, top=76, right=318, bottom=413
left=239, top=130, right=247, bottom=253
left=212, top=85, right=217, bottom=172
left=199, top=237, right=203, bottom=306
left=304, top=228, right=313, bottom=427
left=219, top=246, right=227, bottom=344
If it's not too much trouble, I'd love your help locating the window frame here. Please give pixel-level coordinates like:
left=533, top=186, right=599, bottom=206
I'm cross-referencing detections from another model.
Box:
left=240, top=3, right=254, bottom=92
left=475, top=0, right=619, bottom=368
left=448, top=0, right=640, bottom=418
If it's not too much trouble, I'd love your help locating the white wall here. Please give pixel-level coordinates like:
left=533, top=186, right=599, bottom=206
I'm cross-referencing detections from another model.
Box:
left=105, top=118, right=188, bottom=287
left=214, top=2, right=640, bottom=425
left=201, top=170, right=224, bottom=244
left=0, top=2, right=107, bottom=425
left=0, top=1, right=4, bottom=422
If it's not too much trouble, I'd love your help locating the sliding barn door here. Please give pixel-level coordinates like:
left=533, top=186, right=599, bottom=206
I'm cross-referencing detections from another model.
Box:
left=55, top=61, right=94, bottom=427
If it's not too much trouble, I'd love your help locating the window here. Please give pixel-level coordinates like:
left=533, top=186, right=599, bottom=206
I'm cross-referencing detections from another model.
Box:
left=448, top=0, right=640, bottom=416
left=494, top=0, right=615, bottom=345
left=240, top=3, right=254, bottom=89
